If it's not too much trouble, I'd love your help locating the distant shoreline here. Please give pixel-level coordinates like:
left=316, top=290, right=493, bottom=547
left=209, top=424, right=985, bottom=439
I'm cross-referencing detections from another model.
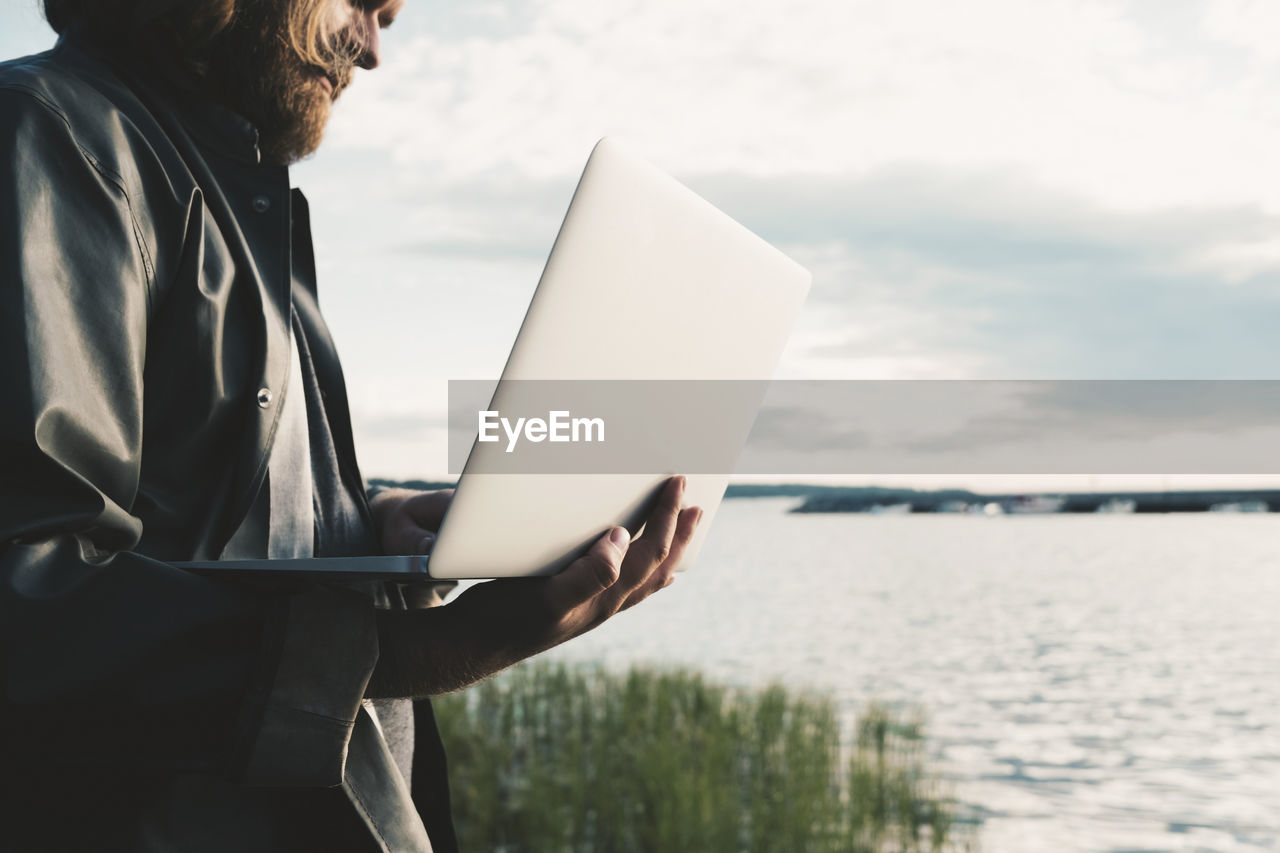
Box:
left=783, top=487, right=1280, bottom=514
left=368, top=478, right=1280, bottom=514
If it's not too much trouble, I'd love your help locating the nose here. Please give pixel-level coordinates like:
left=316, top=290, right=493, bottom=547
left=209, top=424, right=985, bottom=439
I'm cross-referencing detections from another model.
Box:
left=353, top=11, right=382, bottom=69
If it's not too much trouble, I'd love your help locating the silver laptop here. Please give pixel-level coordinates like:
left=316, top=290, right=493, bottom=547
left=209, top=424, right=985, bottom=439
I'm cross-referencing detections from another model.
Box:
left=180, top=138, right=811, bottom=581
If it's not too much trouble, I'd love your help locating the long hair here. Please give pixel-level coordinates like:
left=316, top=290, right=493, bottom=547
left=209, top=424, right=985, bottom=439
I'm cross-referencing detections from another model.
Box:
left=43, top=0, right=346, bottom=79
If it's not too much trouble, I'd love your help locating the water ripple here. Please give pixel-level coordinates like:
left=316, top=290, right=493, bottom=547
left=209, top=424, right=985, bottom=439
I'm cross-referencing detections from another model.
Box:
left=547, top=501, right=1280, bottom=851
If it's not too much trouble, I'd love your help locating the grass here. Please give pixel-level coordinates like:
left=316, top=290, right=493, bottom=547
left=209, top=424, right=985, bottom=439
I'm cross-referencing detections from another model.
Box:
left=433, top=662, right=976, bottom=852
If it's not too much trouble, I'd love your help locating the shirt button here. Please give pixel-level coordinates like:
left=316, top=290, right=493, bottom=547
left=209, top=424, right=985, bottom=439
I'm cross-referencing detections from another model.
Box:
left=252, top=195, right=271, bottom=213
left=256, top=387, right=273, bottom=408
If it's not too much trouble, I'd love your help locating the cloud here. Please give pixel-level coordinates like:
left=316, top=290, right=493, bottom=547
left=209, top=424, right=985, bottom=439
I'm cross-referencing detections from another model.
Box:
left=684, top=169, right=1280, bottom=379
left=293, top=0, right=1280, bottom=408
left=891, top=380, right=1280, bottom=453
left=329, top=0, right=1280, bottom=212
left=1203, top=0, right=1280, bottom=64
left=298, top=141, right=1280, bottom=389
left=735, top=380, right=1280, bottom=475
left=746, top=404, right=873, bottom=453
left=357, top=410, right=450, bottom=440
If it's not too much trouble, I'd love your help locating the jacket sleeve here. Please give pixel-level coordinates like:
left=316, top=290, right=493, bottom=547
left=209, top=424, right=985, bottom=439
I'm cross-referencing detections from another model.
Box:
left=0, top=85, right=379, bottom=786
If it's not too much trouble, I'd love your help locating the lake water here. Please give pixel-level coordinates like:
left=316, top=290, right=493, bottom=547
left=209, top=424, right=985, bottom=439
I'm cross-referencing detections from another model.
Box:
left=542, top=498, right=1280, bottom=852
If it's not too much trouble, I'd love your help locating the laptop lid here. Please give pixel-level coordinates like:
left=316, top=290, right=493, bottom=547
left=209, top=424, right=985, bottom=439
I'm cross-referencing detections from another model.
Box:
left=425, top=138, right=810, bottom=579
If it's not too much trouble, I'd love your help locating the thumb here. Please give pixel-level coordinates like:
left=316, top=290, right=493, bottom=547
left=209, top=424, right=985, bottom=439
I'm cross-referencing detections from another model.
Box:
left=385, top=522, right=435, bottom=556
left=546, top=527, right=630, bottom=612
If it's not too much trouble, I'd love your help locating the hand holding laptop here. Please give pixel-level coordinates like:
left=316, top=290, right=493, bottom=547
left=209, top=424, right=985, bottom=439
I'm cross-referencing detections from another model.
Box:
left=366, top=476, right=701, bottom=698
left=370, top=487, right=455, bottom=556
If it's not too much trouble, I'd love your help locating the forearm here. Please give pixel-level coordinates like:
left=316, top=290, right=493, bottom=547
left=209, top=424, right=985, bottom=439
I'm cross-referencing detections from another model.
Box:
left=366, top=604, right=520, bottom=699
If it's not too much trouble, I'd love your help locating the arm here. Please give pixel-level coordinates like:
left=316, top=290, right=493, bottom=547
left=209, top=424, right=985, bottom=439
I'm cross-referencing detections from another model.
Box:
left=366, top=477, right=701, bottom=698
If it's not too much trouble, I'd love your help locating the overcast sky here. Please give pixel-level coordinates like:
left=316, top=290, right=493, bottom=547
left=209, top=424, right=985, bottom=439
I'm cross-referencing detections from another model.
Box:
left=5, top=0, right=1280, bottom=487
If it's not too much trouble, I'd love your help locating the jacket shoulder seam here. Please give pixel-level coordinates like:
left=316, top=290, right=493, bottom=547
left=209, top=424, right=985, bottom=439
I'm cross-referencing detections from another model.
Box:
left=0, top=82, right=158, bottom=305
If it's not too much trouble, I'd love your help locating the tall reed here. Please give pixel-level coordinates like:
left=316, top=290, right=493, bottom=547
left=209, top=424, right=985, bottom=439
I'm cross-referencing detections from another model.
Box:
left=433, top=662, right=974, bottom=852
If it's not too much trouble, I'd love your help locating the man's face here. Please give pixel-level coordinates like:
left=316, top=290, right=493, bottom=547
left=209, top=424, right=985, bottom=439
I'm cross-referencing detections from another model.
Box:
left=208, top=0, right=404, bottom=165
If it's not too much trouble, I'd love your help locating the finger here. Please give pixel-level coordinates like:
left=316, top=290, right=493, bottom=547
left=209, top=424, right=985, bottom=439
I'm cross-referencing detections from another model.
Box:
left=630, top=476, right=685, bottom=571
left=619, top=506, right=701, bottom=611
left=385, top=520, right=436, bottom=555
left=545, top=527, right=630, bottom=613
left=660, top=505, right=702, bottom=585
left=403, top=489, right=455, bottom=531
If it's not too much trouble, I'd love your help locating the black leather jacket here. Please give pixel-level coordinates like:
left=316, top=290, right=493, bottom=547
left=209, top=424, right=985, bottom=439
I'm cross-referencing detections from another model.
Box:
left=0, top=35, right=448, bottom=852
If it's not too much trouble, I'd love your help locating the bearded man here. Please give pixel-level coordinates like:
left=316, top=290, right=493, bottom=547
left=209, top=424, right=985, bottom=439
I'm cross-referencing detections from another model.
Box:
left=0, top=2, right=701, bottom=850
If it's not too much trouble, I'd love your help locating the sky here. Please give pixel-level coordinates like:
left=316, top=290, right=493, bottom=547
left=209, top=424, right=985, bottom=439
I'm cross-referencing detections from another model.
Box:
left=5, top=0, right=1280, bottom=488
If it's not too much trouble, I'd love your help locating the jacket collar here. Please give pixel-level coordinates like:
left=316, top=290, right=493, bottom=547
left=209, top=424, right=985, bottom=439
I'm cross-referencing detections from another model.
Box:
left=166, top=96, right=263, bottom=167
left=57, top=26, right=264, bottom=166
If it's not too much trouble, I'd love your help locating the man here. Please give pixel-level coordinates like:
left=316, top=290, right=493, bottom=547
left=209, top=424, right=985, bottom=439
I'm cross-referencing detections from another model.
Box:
left=0, top=1, right=702, bottom=850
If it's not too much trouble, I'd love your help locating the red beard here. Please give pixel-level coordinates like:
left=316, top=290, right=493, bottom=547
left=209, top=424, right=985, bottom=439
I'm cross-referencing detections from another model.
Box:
left=204, top=1, right=358, bottom=165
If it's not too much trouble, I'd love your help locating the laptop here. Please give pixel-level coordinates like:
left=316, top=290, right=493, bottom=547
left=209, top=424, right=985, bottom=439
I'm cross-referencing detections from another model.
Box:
left=179, top=138, right=811, bottom=581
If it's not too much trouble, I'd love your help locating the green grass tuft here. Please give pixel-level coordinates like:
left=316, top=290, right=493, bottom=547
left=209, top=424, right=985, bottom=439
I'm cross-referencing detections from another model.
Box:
left=433, top=662, right=976, bottom=852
